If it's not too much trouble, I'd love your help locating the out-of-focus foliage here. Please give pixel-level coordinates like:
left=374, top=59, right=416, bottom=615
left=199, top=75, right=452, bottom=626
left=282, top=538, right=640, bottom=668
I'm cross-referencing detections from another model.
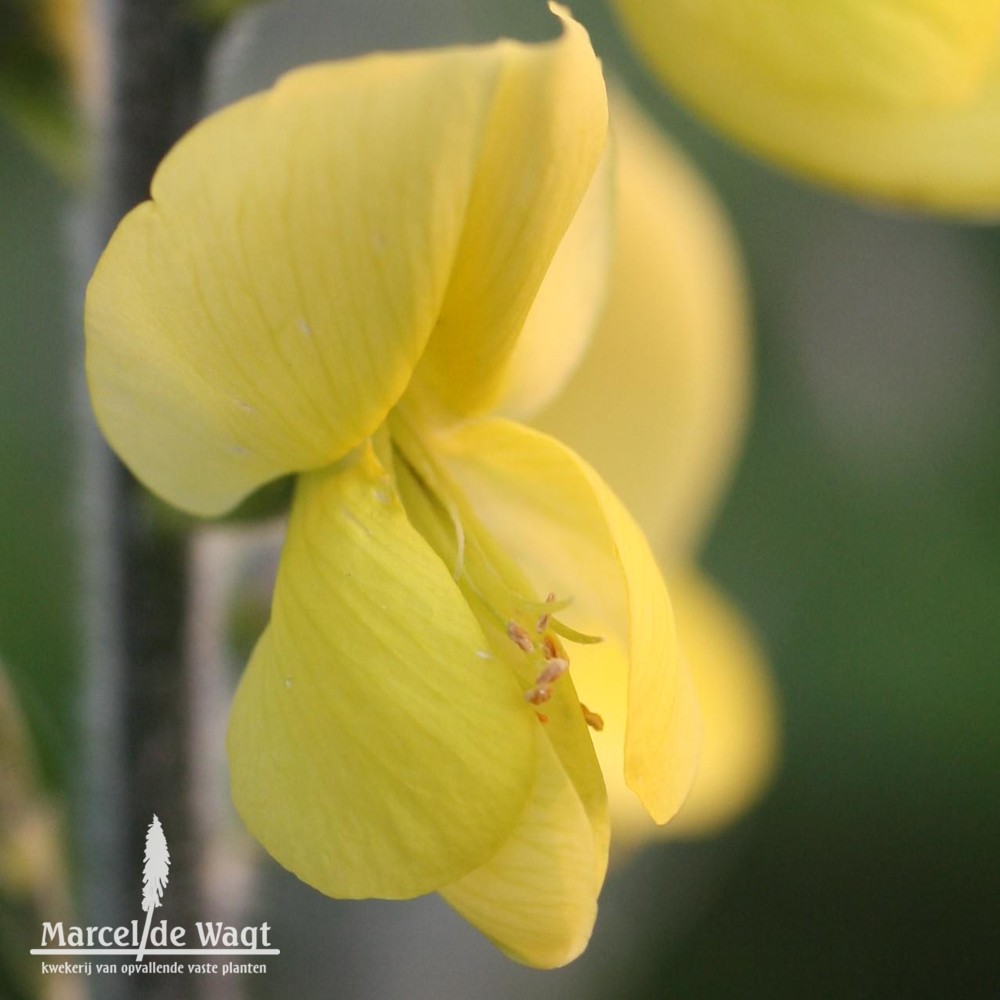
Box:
left=0, top=662, right=81, bottom=1000
left=191, top=0, right=263, bottom=24
left=0, top=118, right=75, bottom=789
left=0, top=0, right=80, bottom=175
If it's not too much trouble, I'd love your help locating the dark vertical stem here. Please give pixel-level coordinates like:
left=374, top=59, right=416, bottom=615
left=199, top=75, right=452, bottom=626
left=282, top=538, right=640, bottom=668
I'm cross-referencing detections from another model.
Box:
left=82, top=2, right=213, bottom=999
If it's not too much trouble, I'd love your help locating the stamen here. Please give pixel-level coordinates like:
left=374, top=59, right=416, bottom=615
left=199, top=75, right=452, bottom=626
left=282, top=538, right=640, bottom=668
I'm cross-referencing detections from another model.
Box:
left=541, top=633, right=566, bottom=662
left=581, top=703, right=604, bottom=731
left=524, top=685, right=551, bottom=705
left=512, top=593, right=572, bottom=616
left=535, top=712, right=550, bottom=725
left=507, top=621, right=535, bottom=654
left=536, top=592, right=557, bottom=633
left=535, top=657, right=568, bottom=686
left=390, top=414, right=601, bottom=722
left=549, top=618, right=604, bottom=645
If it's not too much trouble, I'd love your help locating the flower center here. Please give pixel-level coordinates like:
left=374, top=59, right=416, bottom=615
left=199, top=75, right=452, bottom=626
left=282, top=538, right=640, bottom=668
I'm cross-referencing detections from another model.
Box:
left=388, top=413, right=604, bottom=731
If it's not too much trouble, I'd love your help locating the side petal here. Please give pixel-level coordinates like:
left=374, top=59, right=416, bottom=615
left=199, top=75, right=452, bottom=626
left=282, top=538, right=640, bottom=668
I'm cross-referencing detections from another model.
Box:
left=228, top=445, right=535, bottom=898
left=610, top=0, right=1000, bottom=213
left=435, top=418, right=700, bottom=825
left=583, top=571, right=778, bottom=851
left=440, top=727, right=601, bottom=969
left=406, top=4, right=609, bottom=418
left=663, top=570, right=779, bottom=837
left=534, top=92, right=750, bottom=563
left=86, top=14, right=597, bottom=516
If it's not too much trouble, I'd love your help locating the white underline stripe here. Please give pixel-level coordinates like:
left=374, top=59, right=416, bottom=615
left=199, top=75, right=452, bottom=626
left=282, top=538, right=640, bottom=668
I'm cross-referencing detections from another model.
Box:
left=31, top=949, right=280, bottom=956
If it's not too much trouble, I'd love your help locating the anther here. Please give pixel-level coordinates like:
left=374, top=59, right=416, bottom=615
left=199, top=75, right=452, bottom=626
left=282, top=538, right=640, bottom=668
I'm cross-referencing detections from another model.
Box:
left=541, top=633, right=566, bottom=662
left=535, top=712, right=550, bottom=725
left=507, top=621, right=535, bottom=654
left=581, top=703, right=604, bottom=731
left=536, top=657, right=569, bottom=686
left=536, top=592, right=557, bottom=633
left=524, top=685, right=552, bottom=705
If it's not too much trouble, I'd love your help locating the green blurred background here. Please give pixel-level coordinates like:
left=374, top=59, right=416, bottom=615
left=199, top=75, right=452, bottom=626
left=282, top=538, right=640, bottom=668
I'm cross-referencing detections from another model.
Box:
left=2, top=0, right=999, bottom=996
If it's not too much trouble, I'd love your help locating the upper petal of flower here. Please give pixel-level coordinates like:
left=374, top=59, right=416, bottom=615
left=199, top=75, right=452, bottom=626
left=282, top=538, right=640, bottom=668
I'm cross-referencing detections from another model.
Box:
left=476, top=138, right=614, bottom=423
left=85, top=5, right=606, bottom=516
left=534, top=93, right=750, bottom=564
left=434, top=418, right=700, bottom=825
left=227, top=444, right=536, bottom=898
left=611, top=0, right=1000, bottom=213
left=405, top=5, right=609, bottom=419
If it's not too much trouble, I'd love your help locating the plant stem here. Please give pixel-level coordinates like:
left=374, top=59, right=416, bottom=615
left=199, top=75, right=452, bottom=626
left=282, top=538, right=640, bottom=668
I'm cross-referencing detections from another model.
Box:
left=81, top=3, right=213, bottom=999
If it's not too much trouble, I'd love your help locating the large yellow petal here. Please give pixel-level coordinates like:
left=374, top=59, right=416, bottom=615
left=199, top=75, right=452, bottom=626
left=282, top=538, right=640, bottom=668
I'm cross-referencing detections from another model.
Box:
left=86, top=9, right=602, bottom=516
left=227, top=445, right=535, bottom=899
left=611, top=0, right=1000, bottom=213
left=535, top=93, right=750, bottom=563
left=585, top=570, right=778, bottom=850
left=440, top=727, right=601, bottom=969
left=491, top=141, right=615, bottom=422
left=435, top=418, right=700, bottom=825
left=406, top=5, right=609, bottom=418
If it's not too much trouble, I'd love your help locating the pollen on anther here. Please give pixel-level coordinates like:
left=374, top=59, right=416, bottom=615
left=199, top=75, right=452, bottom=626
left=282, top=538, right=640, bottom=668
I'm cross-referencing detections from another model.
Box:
left=541, top=633, right=566, bottom=662
left=536, top=592, right=557, bottom=633
left=507, top=621, right=535, bottom=654
left=524, top=685, right=551, bottom=705
left=536, top=657, right=569, bottom=685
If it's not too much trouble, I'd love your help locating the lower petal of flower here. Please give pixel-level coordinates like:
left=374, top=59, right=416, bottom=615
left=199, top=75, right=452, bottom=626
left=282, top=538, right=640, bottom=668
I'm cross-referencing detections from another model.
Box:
left=227, top=443, right=536, bottom=899
left=432, top=418, right=701, bottom=825
left=440, top=725, right=602, bottom=969
left=391, top=427, right=608, bottom=871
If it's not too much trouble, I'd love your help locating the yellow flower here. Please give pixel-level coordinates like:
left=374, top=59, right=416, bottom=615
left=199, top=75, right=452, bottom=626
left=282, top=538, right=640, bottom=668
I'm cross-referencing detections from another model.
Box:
left=610, top=0, right=1000, bottom=214
left=537, top=94, right=778, bottom=848
left=85, top=7, right=700, bottom=968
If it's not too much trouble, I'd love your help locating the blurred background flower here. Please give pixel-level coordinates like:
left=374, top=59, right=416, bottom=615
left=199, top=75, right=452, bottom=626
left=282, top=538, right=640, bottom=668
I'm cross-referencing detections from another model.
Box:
left=609, top=0, right=1000, bottom=213
left=2, top=0, right=1000, bottom=997
left=0, top=0, right=83, bottom=175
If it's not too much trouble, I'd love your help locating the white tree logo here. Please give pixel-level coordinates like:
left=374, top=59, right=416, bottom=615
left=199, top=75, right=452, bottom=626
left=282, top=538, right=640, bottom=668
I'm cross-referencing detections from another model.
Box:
left=137, top=815, right=170, bottom=961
